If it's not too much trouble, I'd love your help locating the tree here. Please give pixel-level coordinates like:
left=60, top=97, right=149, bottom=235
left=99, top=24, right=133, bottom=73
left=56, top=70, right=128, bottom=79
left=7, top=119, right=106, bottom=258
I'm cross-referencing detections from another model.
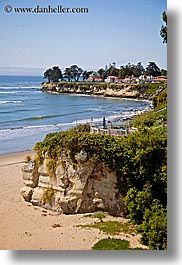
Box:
left=118, top=62, right=144, bottom=79
left=43, top=66, right=62, bottom=82
left=145, top=62, right=161, bottom=77
left=82, top=70, right=92, bottom=81
left=44, top=68, right=53, bottom=83
left=64, top=65, right=84, bottom=82
left=136, top=62, right=145, bottom=76
left=118, top=66, right=127, bottom=79
left=160, top=69, right=167, bottom=77
left=108, top=66, right=119, bottom=77
left=160, top=11, right=167, bottom=44
left=63, top=68, right=72, bottom=82
left=51, top=66, right=63, bottom=82
left=90, top=71, right=99, bottom=82
left=125, top=63, right=134, bottom=77
left=97, top=68, right=107, bottom=81
left=105, top=63, right=119, bottom=77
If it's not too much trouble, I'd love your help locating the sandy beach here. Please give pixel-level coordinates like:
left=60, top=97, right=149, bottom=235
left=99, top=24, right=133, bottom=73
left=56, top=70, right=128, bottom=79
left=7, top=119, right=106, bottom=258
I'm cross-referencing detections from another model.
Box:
left=0, top=150, right=146, bottom=250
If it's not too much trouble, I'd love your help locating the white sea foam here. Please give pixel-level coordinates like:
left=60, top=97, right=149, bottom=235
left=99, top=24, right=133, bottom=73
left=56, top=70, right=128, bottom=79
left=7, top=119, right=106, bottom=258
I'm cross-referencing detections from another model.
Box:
left=0, top=105, right=151, bottom=140
left=0, top=91, right=41, bottom=94
left=0, top=100, right=23, bottom=105
left=0, top=92, right=17, bottom=94
left=0, top=86, right=40, bottom=89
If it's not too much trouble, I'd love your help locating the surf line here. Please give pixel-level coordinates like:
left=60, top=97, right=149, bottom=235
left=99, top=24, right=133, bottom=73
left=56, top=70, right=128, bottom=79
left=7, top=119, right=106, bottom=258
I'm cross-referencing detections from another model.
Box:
left=0, top=161, right=24, bottom=168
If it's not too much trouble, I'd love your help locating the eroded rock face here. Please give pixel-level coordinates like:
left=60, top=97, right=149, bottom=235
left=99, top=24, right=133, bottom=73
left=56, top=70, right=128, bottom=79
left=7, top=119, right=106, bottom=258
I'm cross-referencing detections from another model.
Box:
left=21, top=151, right=125, bottom=216
left=20, top=186, right=33, bottom=202
left=41, top=82, right=147, bottom=99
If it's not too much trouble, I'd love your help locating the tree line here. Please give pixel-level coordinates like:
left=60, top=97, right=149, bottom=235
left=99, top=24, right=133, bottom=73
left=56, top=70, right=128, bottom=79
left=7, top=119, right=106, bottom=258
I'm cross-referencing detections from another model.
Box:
left=43, top=61, right=167, bottom=83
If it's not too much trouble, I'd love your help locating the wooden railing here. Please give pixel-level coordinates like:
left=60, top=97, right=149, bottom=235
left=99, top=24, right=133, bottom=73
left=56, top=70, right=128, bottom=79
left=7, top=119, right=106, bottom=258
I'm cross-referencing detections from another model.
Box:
left=90, top=124, right=138, bottom=137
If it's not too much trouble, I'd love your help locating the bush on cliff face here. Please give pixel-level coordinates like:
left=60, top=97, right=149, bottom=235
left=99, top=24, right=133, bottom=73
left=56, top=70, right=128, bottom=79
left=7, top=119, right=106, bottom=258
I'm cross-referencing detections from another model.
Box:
left=43, top=187, right=55, bottom=204
left=35, top=125, right=125, bottom=169
left=46, top=158, right=57, bottom=177
left=152, top=90, right=167, bottom=109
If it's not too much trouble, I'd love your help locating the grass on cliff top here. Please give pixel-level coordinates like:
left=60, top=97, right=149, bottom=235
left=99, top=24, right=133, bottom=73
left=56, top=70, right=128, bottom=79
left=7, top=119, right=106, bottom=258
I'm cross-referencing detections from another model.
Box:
left=83, top=211, right=107, bottom=221
left=143, top=83, right=166, bottom=94
left=77, top=220, right=137, bottom=236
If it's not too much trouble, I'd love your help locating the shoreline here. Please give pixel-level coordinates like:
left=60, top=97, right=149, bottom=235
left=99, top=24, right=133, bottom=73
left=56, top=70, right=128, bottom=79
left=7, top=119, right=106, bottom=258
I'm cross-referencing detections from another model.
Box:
left=0, top=149, right=35, bottom=158
left=0, top=150, right=36, bottom=164
left=0, top=150, right=35, bottom=169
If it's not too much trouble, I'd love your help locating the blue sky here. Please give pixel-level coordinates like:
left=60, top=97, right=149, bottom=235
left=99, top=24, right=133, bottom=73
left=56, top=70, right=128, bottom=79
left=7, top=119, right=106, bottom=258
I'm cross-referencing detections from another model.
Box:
left=0, top=0, right=167, bottom=75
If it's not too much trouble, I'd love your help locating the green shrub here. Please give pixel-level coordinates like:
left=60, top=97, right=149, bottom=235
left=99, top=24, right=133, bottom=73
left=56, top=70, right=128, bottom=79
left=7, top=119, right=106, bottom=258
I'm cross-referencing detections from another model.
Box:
left=46, top=158, right=57, bottom=177
left=78, top=221, right=136, bottom=235
left=157, top=90, right=167, bottom=109
left=92, top=238, right=145, bottom=250
left=124, top=185, right=152, bottom=224
left=34, top=153, right=44, bottom=167
left=92, top=211, right=106, bottom=221
left=24, top=155, right=32, bottom=163
left=92, top=238, right=130, bottom=250
left=137, top=200, right=167, bottom=250
left=35, top=125, right=125, bottom=168
left=43, top=187, right=55, bottom=203
left=131, top=111, right=157, bottom=128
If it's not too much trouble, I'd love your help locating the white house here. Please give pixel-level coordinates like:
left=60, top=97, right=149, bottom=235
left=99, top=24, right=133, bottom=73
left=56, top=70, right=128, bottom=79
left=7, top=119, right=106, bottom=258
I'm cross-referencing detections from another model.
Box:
left=105, top=76, right=119, bottom=83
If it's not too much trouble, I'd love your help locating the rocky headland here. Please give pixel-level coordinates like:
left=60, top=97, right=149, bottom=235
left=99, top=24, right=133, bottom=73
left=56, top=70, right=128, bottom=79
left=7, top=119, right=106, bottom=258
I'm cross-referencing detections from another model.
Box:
left=41, top=81, right=163, bottom=100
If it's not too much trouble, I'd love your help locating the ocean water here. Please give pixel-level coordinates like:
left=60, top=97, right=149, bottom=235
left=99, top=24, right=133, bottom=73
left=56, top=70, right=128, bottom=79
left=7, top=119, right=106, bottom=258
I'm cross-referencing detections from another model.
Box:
left=0, top=75, right=151, bottom=154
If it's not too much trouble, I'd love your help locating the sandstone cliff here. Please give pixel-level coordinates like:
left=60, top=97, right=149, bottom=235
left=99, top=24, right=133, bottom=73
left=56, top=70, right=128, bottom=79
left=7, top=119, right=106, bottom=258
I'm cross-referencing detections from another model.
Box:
left=21, top=150, right=125, bottom=216
left=41, top=82, right=151, bottom=99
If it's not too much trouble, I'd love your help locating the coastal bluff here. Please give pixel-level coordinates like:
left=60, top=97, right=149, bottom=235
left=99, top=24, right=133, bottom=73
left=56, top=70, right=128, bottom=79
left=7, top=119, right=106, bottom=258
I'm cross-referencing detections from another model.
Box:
left=41, top=81, right=152, bottom=99
left=21, top=150, right=125, bottom=216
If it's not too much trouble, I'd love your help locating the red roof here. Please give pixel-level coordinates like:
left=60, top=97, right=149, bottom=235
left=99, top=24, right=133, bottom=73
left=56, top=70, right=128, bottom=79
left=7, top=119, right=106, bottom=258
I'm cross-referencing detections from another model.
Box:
left=87, top=77, right=102, bottom=81
left=153, top=77, right=167, bottom=81
left=107, top=76, right=118, bottom=78
left=95, top=77, right=102, bottom=80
